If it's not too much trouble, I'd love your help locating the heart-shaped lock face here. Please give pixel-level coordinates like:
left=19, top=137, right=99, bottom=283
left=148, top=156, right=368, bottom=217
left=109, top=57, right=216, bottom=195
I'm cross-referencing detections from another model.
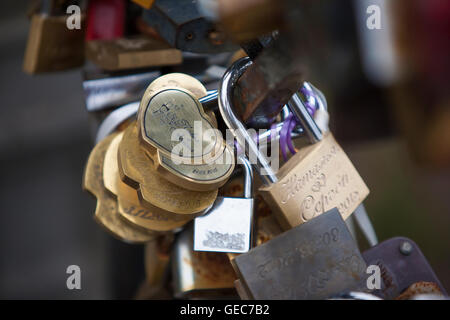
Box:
left=138, top=73, right=223, bottom=164
left=141, top=87, right=221, bottom=162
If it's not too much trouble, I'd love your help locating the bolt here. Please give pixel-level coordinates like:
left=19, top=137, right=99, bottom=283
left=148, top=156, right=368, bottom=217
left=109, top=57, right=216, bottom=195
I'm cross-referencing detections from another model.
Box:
left=399, top=241, right=413, bottom=256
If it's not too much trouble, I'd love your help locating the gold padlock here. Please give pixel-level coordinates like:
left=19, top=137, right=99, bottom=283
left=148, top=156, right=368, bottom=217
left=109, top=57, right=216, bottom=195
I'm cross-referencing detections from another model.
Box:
left=118, top=122, right=218, bottom=215
left=103, top=131, right=193, bottom=231
left=136, top=73, right=235, bottom=191
left=86, top=36, right=182, bottom=71
left=172, top=225, right=238, bottom=299
left=82, top=134, right=156, bottom=243
left=137, top=74, right=224, bottom=164
left=219, top=58, right=369, bottom=230
left=259, top=133, right=369, bottom=229
left=24, top=7, right=85, bottom=74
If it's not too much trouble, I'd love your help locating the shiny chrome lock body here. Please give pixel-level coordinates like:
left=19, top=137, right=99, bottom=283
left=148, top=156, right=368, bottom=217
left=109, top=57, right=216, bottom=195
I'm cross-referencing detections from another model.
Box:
left=194, top=154, right=254, bottom=253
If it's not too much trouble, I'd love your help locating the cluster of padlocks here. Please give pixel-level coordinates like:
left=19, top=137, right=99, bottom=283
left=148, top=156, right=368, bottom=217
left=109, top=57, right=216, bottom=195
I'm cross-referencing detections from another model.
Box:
left=22, top=0, right=447, bottom=300
left=82, top=61, right=447, bottom=299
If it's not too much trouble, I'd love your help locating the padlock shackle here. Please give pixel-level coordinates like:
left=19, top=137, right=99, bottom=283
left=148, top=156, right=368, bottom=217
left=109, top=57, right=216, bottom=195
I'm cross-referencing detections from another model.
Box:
left=219, top=57, right=278, bottom=185
left=238, top=154, right=253, bottom=199
left=288, top=93, right=323, bottom=143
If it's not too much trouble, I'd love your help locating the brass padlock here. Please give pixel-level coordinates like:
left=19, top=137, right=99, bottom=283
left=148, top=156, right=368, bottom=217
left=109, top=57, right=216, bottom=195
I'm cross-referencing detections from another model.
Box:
left=136, top=73, right=235, bottom=191
left=219, top=58, right=369, bottom=230
left=172, top=224, right=238, bottom=299
left=118, top=121, right=218, bottom=215
left=82, top=133, right=156, bottom=243
left=23, top=1, right=85, bottom=74
left=85, top=36, right=182, bottom=71
left=103, top=131, right=193, bottom=232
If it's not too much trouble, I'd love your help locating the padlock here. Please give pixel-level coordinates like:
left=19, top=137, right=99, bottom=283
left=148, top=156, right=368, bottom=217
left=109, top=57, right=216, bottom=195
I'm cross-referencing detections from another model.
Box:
left=83, top=71, right=161, bottom=112
left=118, top=121, right=218, bottom=215
left=103, top=131, right=193, bottom=232
left=193, top=154, right=254, bottom=253
left=136, top=73, right=234, bottom=191
left=144, top=234, right=172, bottom=287
left=137, top=73, right=223, bottom=164
left=86, top=0, right=125, bottom=41
left=142, top=0, right=237, bottom=53
left=82, top=133, right=156, bottom=243
left=219, top=57, right=370, bottom=230
left=172, top=224, right=238, bottom=299
left=230, top=208, right=368, bottom=299
left=23, top=0, right=85, bottom=74
left=362, top=237, right=448, bottom=299
left=85, top=36, right=182, bottom=71
left=135, top=234, right=173, bottom=300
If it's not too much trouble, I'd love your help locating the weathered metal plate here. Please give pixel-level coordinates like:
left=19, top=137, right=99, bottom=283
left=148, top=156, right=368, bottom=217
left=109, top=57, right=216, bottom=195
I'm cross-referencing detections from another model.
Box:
left=362, top=237, right=447, bottom=299
left=232, top=208, right=367, bottom=299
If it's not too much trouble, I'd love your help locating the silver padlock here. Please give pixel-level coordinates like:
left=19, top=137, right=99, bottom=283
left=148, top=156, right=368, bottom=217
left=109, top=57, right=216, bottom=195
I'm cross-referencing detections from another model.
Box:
left=194, top=154, right=254, bottom=253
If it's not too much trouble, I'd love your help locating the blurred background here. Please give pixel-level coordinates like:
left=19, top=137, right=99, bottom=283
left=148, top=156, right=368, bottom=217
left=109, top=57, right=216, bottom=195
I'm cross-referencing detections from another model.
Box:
left=0, top=0, right=449, bottom=299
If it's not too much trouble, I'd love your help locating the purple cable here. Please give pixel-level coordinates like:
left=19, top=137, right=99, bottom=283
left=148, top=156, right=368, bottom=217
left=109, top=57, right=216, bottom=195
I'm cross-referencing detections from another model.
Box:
left=286, top=115, right=297, bottom=155
left=285, top=86, right=320, bottom=157
left=280, top=114, right=292, bottom=161
left=300, top=86, right=316, bottom=116
left=233, top=87, right=319, bottom=161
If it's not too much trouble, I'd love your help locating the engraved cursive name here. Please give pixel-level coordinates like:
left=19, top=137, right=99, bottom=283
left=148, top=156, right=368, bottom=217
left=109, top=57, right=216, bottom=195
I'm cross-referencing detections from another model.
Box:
left=281, top=145, right=338, bottom=204
left=256, top=228, right=340, bottom=280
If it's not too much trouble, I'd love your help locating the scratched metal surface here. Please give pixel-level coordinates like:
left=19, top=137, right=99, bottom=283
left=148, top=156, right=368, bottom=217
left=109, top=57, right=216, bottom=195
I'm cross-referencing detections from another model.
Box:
left=232, top=208, right=368, bottom=299
left=362, top=237, right=448, bottom=299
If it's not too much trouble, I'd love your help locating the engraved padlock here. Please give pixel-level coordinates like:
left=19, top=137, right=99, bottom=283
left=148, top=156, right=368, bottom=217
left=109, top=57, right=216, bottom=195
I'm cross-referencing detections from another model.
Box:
left=219, top=57, right=370, bottom=230
left=231, top=208, right=368, bottom=299
left=194, top=154, right=254, bottom=253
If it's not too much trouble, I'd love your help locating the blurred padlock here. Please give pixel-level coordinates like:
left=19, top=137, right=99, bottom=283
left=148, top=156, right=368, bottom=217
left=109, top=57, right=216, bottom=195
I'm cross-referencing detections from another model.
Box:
left=23, top=0, right=85, bottom=73
left=86, top=0, right=125, bottom=41
left=86, top=36, right=182, bottom=71
left=219, top=58, right=370, bottom=230
left=142, top=0, right=237, bottom=53
left=362, top=237, right=447, bottom=299
left=131, top=0, right=155, bottom=10
left=172, top=224, right=238, bottom=299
